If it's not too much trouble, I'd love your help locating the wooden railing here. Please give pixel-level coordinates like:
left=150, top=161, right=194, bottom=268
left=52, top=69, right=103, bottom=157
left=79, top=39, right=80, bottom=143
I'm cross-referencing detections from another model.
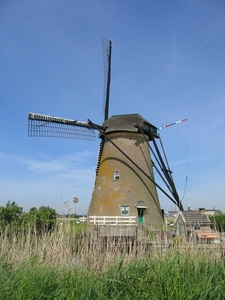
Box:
left=89, top=216, right=136, bottom=225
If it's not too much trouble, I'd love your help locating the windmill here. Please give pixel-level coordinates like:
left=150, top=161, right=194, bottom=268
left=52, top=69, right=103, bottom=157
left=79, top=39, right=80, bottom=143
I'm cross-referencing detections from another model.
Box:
left=28, top=38, right=185, bottom=228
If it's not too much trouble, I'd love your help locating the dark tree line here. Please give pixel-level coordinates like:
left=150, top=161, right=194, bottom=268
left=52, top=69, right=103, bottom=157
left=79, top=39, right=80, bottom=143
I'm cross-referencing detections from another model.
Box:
left=0, top=201, right=57, bottom=234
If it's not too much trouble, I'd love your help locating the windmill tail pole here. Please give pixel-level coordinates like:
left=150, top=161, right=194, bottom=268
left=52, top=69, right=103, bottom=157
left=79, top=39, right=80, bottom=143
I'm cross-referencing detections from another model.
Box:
left=135, top=122, right=184, bottom=211
left=158, top=118, right=187, bottom=130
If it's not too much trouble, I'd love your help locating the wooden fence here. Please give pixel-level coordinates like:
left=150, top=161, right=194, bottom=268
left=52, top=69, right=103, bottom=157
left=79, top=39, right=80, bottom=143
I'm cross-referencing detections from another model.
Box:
left=89, top=215, right=136, bottom=225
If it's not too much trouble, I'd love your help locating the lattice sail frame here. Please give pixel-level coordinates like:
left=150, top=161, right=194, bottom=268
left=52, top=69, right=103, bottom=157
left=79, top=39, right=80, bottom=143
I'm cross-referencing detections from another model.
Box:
left=28, top=113, right=96, bottom=140
left=101, top=38, right=112, bottom=121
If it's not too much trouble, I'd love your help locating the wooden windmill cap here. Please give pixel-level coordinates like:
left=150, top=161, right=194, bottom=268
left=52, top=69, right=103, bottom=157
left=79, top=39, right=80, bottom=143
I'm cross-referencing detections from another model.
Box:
left=102, top=113, right=157, bottom=138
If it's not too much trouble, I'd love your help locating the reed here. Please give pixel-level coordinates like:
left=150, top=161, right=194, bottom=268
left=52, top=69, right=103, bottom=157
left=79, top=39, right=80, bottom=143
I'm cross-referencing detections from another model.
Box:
left=0, top=222, right=224, bottom=299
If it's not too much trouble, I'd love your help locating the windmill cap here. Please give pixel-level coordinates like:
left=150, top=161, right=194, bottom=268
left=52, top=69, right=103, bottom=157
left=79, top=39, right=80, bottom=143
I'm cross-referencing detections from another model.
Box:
left=102, top=113, right=157, bottom=135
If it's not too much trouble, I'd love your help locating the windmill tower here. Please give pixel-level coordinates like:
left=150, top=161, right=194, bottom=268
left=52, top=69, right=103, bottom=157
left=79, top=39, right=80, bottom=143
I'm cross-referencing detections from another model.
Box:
left=88, top=114, right=163, bottom=227
left=28, top=39, right=184, bottom=228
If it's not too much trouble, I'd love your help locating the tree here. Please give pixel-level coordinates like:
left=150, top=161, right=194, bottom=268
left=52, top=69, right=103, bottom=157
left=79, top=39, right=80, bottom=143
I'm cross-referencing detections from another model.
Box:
left=26, top=206, right=57, bottom=233
left=0, top=202, right=57, bottom=234
left=0, top=201, right=23, bottom=227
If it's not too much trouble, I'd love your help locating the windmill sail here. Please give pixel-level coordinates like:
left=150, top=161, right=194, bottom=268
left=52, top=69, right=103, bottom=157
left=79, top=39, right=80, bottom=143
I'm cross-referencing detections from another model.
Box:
left=92, top=39, right=112, bottom=187
left=28, top=113, right=96, bottom=140
left=101, top=38, right=112, bottom=121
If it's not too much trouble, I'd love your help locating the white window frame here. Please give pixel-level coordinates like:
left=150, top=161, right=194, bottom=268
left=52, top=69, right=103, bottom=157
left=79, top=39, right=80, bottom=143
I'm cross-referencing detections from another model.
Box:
left=120, top=205, right=130, bottom=215
left=113, top=171, right=120, bottom=181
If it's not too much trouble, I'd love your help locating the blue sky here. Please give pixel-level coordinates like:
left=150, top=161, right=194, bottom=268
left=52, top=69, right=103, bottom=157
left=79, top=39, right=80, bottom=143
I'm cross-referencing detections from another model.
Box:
left=0, top=0, right=224, bottom=215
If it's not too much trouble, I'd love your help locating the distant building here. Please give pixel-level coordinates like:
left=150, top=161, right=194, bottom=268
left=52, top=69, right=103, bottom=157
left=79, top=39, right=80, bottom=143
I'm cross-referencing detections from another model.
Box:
left=174, top=208, right=220, bottom=242
left=198, top=208, right=217, bottom=216
left=174, top=208, right=211, bottom=240
left=167, top=207, right=218, bottom=220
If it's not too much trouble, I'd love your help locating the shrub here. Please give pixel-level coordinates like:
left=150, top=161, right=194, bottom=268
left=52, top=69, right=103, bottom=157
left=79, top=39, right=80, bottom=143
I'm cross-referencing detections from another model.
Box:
left=210, top=214, right=225, bottom=232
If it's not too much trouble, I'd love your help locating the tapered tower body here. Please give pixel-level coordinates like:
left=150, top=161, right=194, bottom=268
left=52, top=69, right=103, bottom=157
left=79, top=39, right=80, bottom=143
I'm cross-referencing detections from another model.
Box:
left=88, top=114, right=164, bottom=227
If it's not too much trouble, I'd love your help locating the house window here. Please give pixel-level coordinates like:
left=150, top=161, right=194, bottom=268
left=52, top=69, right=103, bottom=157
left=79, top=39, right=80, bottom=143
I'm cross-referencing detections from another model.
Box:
left=113, top=171, right=120, bottom=181
left=121, top=205, right=129, bottom=215
left=194, top=225, right=200, bottom=230
left=137, top=201, right=145, bottom=206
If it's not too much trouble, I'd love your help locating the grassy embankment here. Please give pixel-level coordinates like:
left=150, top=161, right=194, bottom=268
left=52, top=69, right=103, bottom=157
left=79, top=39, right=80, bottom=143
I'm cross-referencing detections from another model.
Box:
left=0, top=221, right=224, bottom=299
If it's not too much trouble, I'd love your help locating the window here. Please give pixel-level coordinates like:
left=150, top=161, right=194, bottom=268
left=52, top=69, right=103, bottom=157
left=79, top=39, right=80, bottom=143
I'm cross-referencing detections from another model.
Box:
left=194, top=225, right=200, bottom=230
left=137, top=201, right=145, bottom=207
left=121, top=205, right=129, bottom=215
left=113, top=171, right=120, bottom=181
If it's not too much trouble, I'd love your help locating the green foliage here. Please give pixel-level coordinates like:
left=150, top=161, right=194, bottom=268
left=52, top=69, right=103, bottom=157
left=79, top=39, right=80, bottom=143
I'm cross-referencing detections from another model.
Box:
left=210, top=214, right=225, bottom=232
left=0, top=201, right=23, bottom=229
left=0, top=202, right=57, bottom=234
left=25, top=206, right=57, bottom=233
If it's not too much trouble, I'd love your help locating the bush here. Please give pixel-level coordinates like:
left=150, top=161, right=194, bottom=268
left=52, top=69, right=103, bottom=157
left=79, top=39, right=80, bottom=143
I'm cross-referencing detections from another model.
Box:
left=0, top=201, right=23, bottom=231
left=0, top=202, right=57, bottom=234
left=25, top=206, right=57, bottom=234
left=210, top=214, right=225, bottom=232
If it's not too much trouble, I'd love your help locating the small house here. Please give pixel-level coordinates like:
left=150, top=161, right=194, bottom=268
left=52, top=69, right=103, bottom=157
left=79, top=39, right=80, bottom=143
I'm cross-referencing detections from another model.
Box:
left=174, top=209, right=213, bottom=241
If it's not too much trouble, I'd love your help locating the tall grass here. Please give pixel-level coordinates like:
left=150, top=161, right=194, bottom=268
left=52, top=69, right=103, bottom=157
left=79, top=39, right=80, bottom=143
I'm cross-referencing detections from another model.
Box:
left=0, top=222, right=224, bottom=299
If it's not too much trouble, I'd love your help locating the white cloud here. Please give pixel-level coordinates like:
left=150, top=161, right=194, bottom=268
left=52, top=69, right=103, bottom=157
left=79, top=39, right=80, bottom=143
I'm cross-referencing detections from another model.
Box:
left=0, top=150, right=96, bottom=214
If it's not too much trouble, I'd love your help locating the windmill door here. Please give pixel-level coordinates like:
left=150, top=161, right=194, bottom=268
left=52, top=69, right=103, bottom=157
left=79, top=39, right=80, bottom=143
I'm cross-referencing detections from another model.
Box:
left=138, top=208, right=144, bottom=224
left=136, top=202, right=146, bottom=225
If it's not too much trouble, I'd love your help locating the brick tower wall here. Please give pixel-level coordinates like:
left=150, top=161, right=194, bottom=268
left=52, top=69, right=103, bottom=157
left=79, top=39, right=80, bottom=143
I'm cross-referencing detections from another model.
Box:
left=88, top=131, right=164, bottom=228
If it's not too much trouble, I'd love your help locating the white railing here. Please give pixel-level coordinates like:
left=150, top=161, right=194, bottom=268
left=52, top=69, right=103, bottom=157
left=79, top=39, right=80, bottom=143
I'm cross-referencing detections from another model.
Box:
left=89, top=215, right=136, bottom=225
